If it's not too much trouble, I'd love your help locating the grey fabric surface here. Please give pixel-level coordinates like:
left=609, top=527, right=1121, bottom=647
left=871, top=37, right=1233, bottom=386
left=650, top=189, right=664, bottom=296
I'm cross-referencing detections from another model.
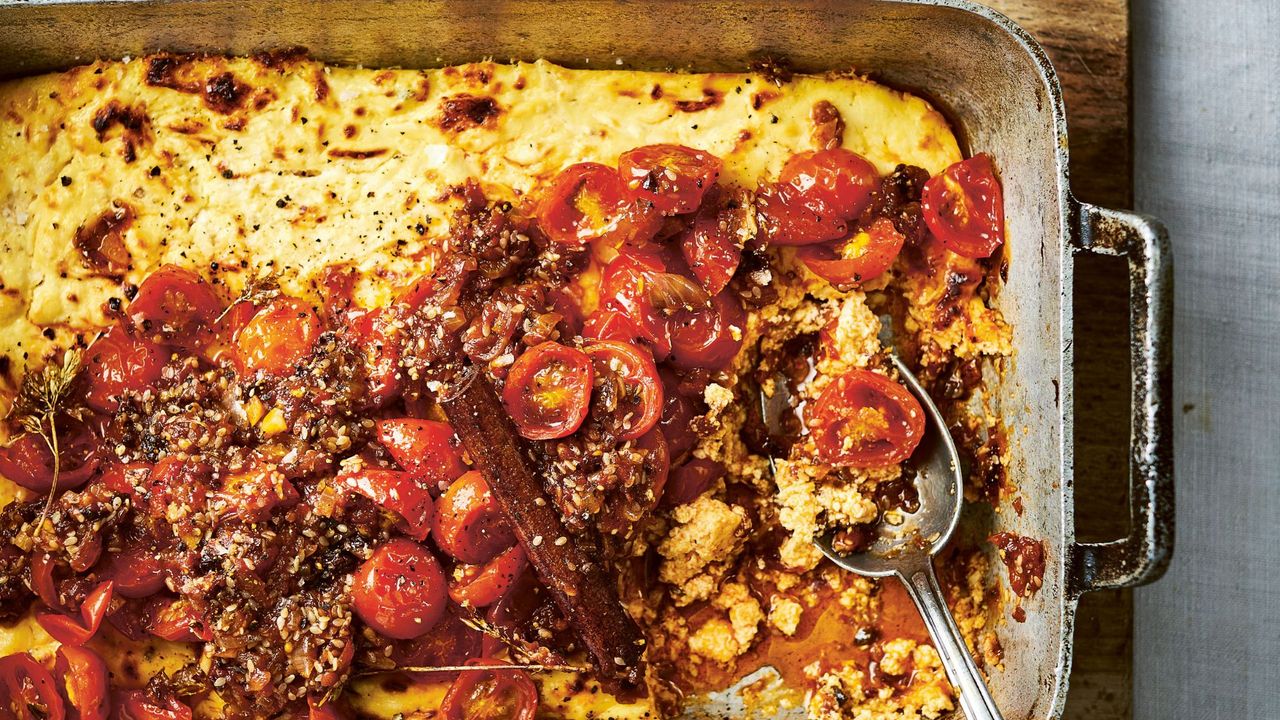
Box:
left=1131, top=1, right=1280, bottom=718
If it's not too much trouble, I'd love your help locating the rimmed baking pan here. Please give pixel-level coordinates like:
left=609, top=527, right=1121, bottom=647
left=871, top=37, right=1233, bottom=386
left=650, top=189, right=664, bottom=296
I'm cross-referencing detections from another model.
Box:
left=0, top=1, right=1174, bottom=717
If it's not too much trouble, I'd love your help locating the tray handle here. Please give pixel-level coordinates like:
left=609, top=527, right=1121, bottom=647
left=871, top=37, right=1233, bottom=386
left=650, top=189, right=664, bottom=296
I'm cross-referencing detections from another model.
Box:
left=1067, top=203, right=1175, bottom=595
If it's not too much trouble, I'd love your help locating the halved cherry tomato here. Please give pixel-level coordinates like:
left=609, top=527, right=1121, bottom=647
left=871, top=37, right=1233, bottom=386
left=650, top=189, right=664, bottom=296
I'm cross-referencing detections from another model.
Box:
left=351, top=538, right=447, bottom=640
left=501, top=342, right=593, bottom=440
left=336, top=468, right=435, bottom=541
left=448, top=543, right=528, bottom=608
left=440, top=660, right=538, bottom=720
left=755, top=180, right=848, bottom=246
left=199, top=299, right=256, bottom=366
left=390, top=607, right=485, bottom=668
left=582, top=340, right=663, bottom=441
left=662, top=458, right=724, bottom=507
left=84, top=324, right=165, bottom=413
left=128, top=264, right=224, bottom=344
left=797, top=217, right=906, bottom=287
left=56, top=645, right=109, bottom=720
left=29, top=553, right=60, bottom=608
left=779, top=149, right=879, bottom=222
left=375, top=419, right=468, bottom=489
left=113, top=690, right=191, bottom=720
left=433, top=471, right=516, bottom=566
left=36, top=580, right=113, bottom=646
left=582, top=309, right=642, bottom=346
left=345, top=307, right=404, bottom=408
left=0, top=652, right=65, bottom=720
left=808, top=369, right=926, bottom=467
left=618, top=144, right=722, bottom=216
left=146, top=598, right=211, bottom=643
left=94, top=544, right=165, bottom=599
left=598, top=252, right=674, bottom=357
left=669, top=291, right=746, bottom=370
left=537, top=162, right=658, bottom=247
left=681, top=187, right=744, bottom=295
left=234, top=296, right=320, bottom=375
left=658, top=368, right=701, bottom=464
left=921, top=153, right=1005, bottom=258
left=0, top=423, right=100, bottom=493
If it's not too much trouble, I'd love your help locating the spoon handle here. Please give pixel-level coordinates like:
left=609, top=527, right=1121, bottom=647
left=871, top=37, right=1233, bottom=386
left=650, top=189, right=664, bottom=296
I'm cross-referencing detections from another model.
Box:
left=898, top=560, right=1004, bottom=720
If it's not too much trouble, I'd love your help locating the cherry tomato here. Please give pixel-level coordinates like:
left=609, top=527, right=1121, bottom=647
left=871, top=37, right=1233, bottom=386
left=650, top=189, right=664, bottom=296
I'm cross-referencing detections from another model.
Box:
left=537, top=162, right=658, bottom=246
left=29, top=553, right=60, bottom=608
left=809, top=369, right=926, bottom=467
left=36, top=580, right=113, bottom=646
left=797, top=217, right=906, bottom=287
left=433, top=471, right=516, bottom=566
left=351, top=538, right=447, bottom=640
left=0, top=423, right=100, bottom=493
left=448, top=544, right=528, bottom=608
left=146, top=598, right=211, bottom=643
left=600, top=251, right=705, bottom=358
left=94, top=544, right=165, bottom=599
left=84, top=324, right=165, bottom=413
left=345, top=307, right=404, bottom=408
left=681, top=187, right=744, bottom=295
left=582, top=309, right=642, bottom=346
left=0, top=652, right=65, bottom=720
left=375, top=419, right=468, bottom=489
left=501, top=342, right=593, bottom=440
left=234, top=296, right=320, bottom=375
left=619, top=144, right=722, bottom=215
left=390, top=607, right=484, bottom=668
left=658, top=369, right=701, bottom=464
left=755, top=180, right=848, bottom=246
left=440, top=660, right=538, bottom=720
left=779, top=149, right=879, bottom=222
left=632, top=428, right=671, bottom=512
left=128, top=264, right=224, bottom=344
left=113, top=690, right=191, bottom=720
left=669, top=291, right=746, bottom=370
left=215, top=464, right=300, bottom=524
left=336, top=468, right=435, bottom=541
left=662, top=458, right=724, bottom=507
left=199, top=299, right=256, bottom=366
left=582, top=340, right=663, bottom=441
left=921, top=153, right=1005, bottom=258
left=56, top=645, right=109, bottom=720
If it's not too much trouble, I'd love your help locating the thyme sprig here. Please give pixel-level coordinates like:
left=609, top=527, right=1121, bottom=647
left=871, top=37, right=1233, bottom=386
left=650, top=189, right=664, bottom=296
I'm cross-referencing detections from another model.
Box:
left=7, top=348, right=86, bottom=527
left=216, top=271, right=281, bottom=321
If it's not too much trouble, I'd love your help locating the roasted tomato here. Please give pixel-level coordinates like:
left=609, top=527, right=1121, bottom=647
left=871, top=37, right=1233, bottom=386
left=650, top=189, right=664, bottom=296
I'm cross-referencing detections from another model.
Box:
left=797, top=217, right=906, bottom=287
left=440, top=660, right=538, bottom=720
left=0, top=422, right=100, bottom=493
left=128, top=264, right=223, bottom=344
left=537, top=162, right=658, bottom=247
left=582, top=308, right=643, bottom=346
left=618, top=144, right=722, bottom=215
left=809, top=369, right=926, bottom=467
left=755, top=180, right=848, bottom=246
left=0, top=652, right=65, bottom=720
left=680, top=187, right=745, bottom=295
left=780, top=149, right=879, bottom=222
left=658, top=368, right=702, bottom=464
left=448, top=543, right=528, bottom=608
left=375, top=419, right=468, bottom=490
left=433, top=471, right=516, bottom=566
left=598, top=252, right=679, bottom=357
left=113, top=690, right=192, bottom=720
left=146, top=598, right=212, bottom=643
left=669, top=291, right=746, bottom=370
left=921, top=153, right=1005, bottom=258
left=94, top=544, right=165, bottom=599
left=662, top=458, right=724, bottom=507
left=36, top=580, right=113, bottom=646
left=502, top=342, right=593, bottom=440
left=351, top=538, right=448, bottom=640
left=345, top=307, right=404, bottom=408
left=582, top=339, right=663, bottom=441
left=84, top=324, right=165, bottom=414
left=234, top=296, right=321, bottom=375
left=390, top=608, right=485, bottom=668
left=336, top=468, right=435, bottom=541
left=56, top=645, right=110, bottom=720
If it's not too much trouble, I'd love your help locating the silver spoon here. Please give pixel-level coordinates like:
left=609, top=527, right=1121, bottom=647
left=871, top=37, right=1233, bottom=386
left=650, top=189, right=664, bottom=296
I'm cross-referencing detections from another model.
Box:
left=760, top=353, right=1003, bottom=720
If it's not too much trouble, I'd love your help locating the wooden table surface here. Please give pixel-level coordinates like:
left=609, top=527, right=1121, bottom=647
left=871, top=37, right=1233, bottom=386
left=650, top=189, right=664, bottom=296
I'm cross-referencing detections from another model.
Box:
left=982, top=1, right=1136, bottom=718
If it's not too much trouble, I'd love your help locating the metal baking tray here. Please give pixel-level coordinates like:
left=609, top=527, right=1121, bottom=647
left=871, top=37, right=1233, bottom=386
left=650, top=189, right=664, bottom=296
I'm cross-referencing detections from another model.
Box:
left=0, top=1, right=1175, bottom=718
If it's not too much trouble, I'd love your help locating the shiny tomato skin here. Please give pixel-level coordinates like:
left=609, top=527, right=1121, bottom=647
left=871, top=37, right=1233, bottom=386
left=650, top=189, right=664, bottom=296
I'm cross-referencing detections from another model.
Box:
left=351, top=538, right=448, bottom=640
left=146, top=598, right=211, bottom=643
left=681, top=188, right=743, bottom=295
left=113, top=690, right=192, bottom=720
left=128, top=264, right=224, bottom=344
left=537, top=162, right=659, bottom=246
left=346, top=307, right=404, bottom=408
left=448, top=543, right=528, bottom=608
left=755, top=180, right=848, bottom=246
left=797, top=217, right=906, bottom=287
left=433, top=471, right=516, bottom=566
left=375, top=419, right=468, bottom=489
left=583, top=309, right=642, bottom=346
left=84, top=324, right=165, bottom=414
left=598, top=252, right=674, bottom=358
left=619, top=144, right=722, bottom=215
left=921, top=153, right=1005, bottom=258
left=501, top=342, right=593, bottom=440
left=809, top=369, right=926, bottom=467
left=336, top=468, right=435, bottom=542
left=669, top=291, right=746, bottom=370
left=56, top=644, right=110, bottom=720
left=440, top=660, right=538, bottom=720
left=658, top=369, right=701, bottom=464
left=94, top=544, right=165, bottom=599
left=0, top=652, right=66, bottom=720
left=582, top=340, right=664, bottom=441
left=780, top=149, right=879, bottom=222
left=389, top=607, right=485, bottom=668
left=234, top=296, right=321, bottom=375
left=0, top=423, right=100, bottom=493
left=662, top=458, right=725, bottom=507
left=36, top=580, right=113, bottom=646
